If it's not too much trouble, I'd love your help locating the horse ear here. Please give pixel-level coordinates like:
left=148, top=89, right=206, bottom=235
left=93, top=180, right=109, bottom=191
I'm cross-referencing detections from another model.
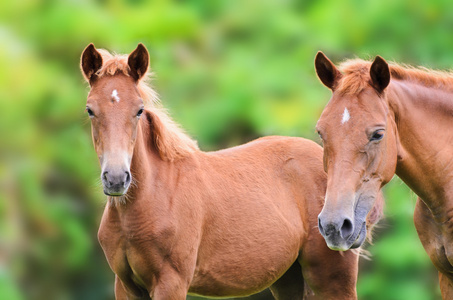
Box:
left=370, top=56, right=390, bottom=92
left=128, top=43, right=149, bottom=81
left=315, top=51, right=341, bottom=90
left=81, top=43, right=103, bottom=83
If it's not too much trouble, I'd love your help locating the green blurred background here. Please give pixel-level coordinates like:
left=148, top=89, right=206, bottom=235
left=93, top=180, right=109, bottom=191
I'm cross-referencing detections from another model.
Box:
left=1, top=0, right=449, bottom=299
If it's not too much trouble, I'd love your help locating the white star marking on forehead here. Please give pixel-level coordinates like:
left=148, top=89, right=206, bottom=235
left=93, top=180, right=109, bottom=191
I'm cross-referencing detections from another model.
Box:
left=111, top=89, right=120, bottom=102
left=341, top=107, right=350, bottom=124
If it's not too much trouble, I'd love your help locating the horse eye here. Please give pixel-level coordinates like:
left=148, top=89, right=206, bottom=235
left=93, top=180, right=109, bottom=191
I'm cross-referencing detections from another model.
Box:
left=137, top=108, right=144, bottom=117
left=370, top=130, right=384, bottom=141
left=86, top=107, right=94, bottom=118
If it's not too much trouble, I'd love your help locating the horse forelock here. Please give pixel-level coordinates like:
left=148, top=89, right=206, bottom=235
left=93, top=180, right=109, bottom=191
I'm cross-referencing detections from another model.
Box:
left=95, top=49, right=199, bottom=161
left=94, top=49, right=156, bottom=104
left=96, top=50, right=129, bottom=77
left=337, top=58, right=453, bottom=95
left=337, top=59, right=372, bottom=95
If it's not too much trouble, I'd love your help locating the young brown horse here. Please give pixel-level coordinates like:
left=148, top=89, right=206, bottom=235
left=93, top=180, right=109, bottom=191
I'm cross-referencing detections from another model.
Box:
left=81, top=44, right=374, bottom=299
left=315, top=52, right=453, bottom=298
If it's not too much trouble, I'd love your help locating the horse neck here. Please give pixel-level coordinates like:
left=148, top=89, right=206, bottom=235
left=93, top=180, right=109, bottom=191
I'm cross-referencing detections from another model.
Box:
left=388, top=80, right=453, bottom=218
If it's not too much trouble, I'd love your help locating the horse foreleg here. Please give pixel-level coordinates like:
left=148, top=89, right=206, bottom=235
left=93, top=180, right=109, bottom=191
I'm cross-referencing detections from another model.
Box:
left=439, top=272, right=453, bottom=299
left=150, top=266, right=189, bottom=300
left=300, top=251, right=358, bottom=300
left=115, top=275, right=150, bottom=300
left=269, top=261, right=306, bottom=300
left=299, top=233, right=359, bottom=300
left=115, top=276, right=128, bottom=300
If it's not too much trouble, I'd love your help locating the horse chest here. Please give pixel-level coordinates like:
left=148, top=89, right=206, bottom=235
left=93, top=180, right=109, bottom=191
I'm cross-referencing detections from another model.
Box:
left=98, top=213, right=173, bottom=286
left=436, top=227, right=453, bottom=274
left=414, top=200, right=453, bottom=274
left=422, top=229, right=453, bottom=276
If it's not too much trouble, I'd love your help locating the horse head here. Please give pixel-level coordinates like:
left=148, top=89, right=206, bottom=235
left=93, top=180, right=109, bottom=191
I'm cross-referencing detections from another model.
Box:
left=81, top=43, right=149, bottom=196
left=314, top=52, right=398, bottom=250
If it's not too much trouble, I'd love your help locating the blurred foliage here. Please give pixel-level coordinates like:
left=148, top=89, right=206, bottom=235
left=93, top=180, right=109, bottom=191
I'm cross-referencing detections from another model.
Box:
left=0, top=0, right=449, bottom=299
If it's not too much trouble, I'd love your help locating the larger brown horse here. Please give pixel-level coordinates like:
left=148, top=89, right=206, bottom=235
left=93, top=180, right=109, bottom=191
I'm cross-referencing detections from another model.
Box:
left=80, top=44, right=375, bottom=299
left=314, top=52, right=453, bottom=298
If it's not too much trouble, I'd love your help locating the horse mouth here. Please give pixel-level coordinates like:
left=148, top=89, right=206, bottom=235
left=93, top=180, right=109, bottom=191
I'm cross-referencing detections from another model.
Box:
left=103, top=184, right=129, bottom=196
left=104, top=190, right=126, bottom=196
left=350, top=222, right=366, bottom=249
left=101, top=174, right=131, bottom=197
left=324, top=221, right=366, bottom=251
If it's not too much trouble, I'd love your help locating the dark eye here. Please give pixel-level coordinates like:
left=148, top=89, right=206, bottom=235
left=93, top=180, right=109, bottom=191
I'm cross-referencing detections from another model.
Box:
left=86, top=107, right=94, bottom=118
left=137, top=108, right=144, bottom=117
left=370, top=130, right=384, bottom=141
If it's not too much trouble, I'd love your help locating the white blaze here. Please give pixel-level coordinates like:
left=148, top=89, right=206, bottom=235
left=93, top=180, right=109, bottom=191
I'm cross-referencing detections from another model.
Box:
left=112, top=89, right=120, bottom=102
left=341, top=107, right=350, bottom=124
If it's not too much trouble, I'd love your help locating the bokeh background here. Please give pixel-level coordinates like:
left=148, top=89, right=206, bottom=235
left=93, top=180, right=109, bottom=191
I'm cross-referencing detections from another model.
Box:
left=1, top=0, right=450, bottom=299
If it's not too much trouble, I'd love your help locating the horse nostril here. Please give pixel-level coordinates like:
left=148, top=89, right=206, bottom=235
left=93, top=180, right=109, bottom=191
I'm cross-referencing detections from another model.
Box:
left=318, top=217, right=325, bottom=235
left=340, top=218, right=354, bottom=239
left=102, top=171, right=109, bottom=182
left=124, top=171, right=131, bottom=186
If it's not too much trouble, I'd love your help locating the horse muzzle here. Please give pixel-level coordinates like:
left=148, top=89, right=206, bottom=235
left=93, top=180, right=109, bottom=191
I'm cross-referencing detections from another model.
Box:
left=102, top=169, right=131, bottom=196
left=318, top=213, right=366, bottom=251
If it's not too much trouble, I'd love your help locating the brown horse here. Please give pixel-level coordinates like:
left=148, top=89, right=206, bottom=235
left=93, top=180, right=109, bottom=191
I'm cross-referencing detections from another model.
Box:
left=314, top=52, right=453, bottom=298
left=80, top=43, right=374, bottom=299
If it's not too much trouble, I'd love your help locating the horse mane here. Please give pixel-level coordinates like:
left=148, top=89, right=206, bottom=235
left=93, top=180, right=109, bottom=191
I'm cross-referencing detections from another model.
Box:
left=337, top=58, right=453, bottom=95
left=95, top=49, right=199, bottom=161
